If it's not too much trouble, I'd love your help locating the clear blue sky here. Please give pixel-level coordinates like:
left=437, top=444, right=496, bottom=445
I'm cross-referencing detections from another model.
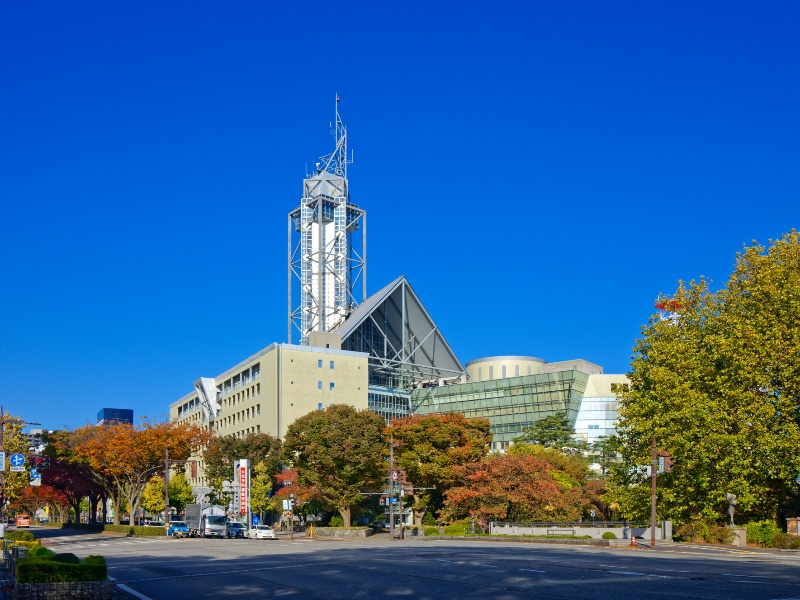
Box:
left=2, top=2, right=799, bottom=431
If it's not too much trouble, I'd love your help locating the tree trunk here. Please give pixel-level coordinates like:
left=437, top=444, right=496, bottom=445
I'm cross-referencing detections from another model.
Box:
left=339, top=507, right=351, bottom=528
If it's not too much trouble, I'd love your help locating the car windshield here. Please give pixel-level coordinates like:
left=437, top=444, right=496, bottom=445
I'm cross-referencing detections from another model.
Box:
left=206, top=516, right=226, bottom=525
left=230, top=523, right=243, bottom=528
left=171, top=522, right=187, bottom=527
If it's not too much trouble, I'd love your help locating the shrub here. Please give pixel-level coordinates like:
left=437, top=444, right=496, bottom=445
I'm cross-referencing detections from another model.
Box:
left=16, top=555, right=107, bottom=583
left=676, top=520, right=734, bottom=544
left=602, top=532, right=617, bottom=540
left=328, top=516, right=344, bottom=527
left=422, top=512, right=437, bottom=526
left=7, top=540, right=41, bottom=552
left=443, top=524, right=466, bottom=536
left=6, top=530, right=36, bottom=542
left=767, top=533, right=800, bottom=550
left=27, top=546, right=55, bottom=558
left=424, top=527, right=439, bottom=537
left=51, top=553, right=81, bottom=564
left=747, top=520, right=781, bottom=546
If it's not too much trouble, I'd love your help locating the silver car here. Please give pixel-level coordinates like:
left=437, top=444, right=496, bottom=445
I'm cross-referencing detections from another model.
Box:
left=247, top=525, right=277, bottom=540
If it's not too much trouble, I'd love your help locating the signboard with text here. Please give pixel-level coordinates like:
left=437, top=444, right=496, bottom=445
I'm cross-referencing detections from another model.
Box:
left=239, top=467, right=247, bottom=515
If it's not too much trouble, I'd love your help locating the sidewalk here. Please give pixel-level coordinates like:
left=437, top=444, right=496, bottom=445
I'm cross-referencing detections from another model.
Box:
left=0, top=562, right=13, bottom=600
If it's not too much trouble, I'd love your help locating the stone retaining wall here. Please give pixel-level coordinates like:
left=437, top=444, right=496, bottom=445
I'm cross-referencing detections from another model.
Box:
left=15, top=581, right=113, bottom=600
left=315, top=527, right=374, bottom=538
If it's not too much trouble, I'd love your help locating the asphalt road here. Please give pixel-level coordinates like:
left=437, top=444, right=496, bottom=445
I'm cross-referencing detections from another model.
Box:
left=32, top=526, right=800, bottom=600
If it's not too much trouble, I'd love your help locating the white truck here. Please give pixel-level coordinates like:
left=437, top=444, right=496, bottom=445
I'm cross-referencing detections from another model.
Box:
left=185, top=504, right=227, bottom=538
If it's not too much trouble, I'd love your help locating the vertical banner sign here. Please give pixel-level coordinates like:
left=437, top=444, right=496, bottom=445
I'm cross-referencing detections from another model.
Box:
left=239, top=466, right=247, bottom=515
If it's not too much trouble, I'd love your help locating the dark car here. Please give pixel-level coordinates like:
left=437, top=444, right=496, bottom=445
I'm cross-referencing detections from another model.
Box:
left=227, top=522, right=246, bottom=538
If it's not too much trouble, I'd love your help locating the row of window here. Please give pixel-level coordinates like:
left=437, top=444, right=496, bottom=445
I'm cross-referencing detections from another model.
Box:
left=479, top=365, right=535, bottom=380
left=222, top=383, right=261, bottom=408
left=318, top=381, right=335, bottom=390
left=219, top=404, right=261, bottom=429
left=318, top=360, right=335, bottom=369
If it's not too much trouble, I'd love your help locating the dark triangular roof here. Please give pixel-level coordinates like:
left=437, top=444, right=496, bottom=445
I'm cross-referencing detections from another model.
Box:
left=336, top=275, right=464, bottom=382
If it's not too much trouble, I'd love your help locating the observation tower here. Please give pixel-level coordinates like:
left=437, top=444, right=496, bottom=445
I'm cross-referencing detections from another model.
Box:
left=288, top=97, right=366, bottom=345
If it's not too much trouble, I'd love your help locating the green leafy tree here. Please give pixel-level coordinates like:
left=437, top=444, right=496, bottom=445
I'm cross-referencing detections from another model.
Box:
left=249, top=461, right=275, bottom=518
left=608, top=231, right=800, bottom=525
left=282, top=405, right=385, bottom=527
left=141, top=476, right=165, bottom=516
left=202, top=433, right=282, bottom=503
left=513, top=411, right=588, bottom=452
left=168, top=473, right=194, bottom=514
left=384, top=412, right=492, bottom=526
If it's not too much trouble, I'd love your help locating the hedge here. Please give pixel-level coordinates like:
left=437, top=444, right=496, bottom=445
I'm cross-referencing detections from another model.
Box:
left=42, top=522, right=166, bottom=536
left=6, top=530, right=36, bottom=542
left=424, top=527, right=439, bottom=536
left=16, top=555, right=107, bottom=583
left=6, top=540, right=41, bottom=552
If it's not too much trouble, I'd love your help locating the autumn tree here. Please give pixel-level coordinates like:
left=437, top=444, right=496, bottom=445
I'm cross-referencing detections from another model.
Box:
left=442, top=453, right=586, bottom=526
left=141, top=476, right=166, bottom=516
left=267, top=468, right=323, bottom=521
left=282, top=405, right=385, bottom=527
left=71, top=419, right=211, bottom=525
left=202, top=433, right=282, bottom=503
left=168, top=473, right=194, bottom=514
left=609, top=231, right=800, bottom=525
left=384, top=412, right=492, bottom=525
left=40, top=454, right=98, bottom=524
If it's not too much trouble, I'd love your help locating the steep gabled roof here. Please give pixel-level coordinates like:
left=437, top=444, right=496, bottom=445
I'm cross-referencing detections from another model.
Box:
left=336, top=275, right=464, bottom=382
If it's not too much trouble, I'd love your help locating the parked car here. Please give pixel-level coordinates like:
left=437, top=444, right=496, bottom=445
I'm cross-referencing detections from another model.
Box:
left=227, top=522, right=246, bottom=538
left=147, top=521, right=166, bottom=528
left=247, top=525, right=277, bottom=540
left=168, top=521, right=190, bottom=538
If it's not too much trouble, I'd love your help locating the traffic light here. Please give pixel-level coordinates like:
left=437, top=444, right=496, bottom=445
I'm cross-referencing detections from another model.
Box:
left=42, top=457, right=51, bottom=469
left=34, top=456, right=43, bottom=470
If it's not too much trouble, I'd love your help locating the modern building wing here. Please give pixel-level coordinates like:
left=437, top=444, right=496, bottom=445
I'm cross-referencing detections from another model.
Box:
left=412, top=355, right=627, bottom=451
left=336, top=275, right=466, bottom=422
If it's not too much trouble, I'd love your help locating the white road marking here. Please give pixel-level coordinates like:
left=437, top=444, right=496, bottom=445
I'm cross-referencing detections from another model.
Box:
left=519, top=569, right=546, bottom=573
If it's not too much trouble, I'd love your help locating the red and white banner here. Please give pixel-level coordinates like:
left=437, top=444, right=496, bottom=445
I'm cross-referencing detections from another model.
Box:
left=239, top=467, right=247, bottom=515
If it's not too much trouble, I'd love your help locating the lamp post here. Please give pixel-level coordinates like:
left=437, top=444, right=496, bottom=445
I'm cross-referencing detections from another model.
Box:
left=0, top=406, right=41, bottom=519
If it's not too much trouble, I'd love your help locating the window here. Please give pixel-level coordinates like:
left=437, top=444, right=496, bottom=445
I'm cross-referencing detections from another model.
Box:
left=318, top=359, right=323, bottom=368
left=330, top=382, right=335, bottom=391
left=330, top=360, right=335, bottom=369
left=478, top=367, right=482, bottom=380
left=588, top=424, right=600, bottom=430
left=527, top=366, right=532, bottom=375
left=489, top=366, right=494, bottom=379
left=318, top=381, right=322, bottom=390
left=502, top=365, right=506, bottom=378
left=515, top=365, right=520, bottom=377
left=318, top=402, right=323, bottom=410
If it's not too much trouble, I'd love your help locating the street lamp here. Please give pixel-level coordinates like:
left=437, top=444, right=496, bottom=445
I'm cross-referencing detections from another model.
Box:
left=0, top=406, right=41, bottom=518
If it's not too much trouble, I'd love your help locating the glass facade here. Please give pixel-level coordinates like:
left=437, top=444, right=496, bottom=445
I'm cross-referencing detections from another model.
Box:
left=368, top=386, right=412, bottom=423
left=411, top=370, right=589, bottom=447
left=573, top=396, right=618, bottom=444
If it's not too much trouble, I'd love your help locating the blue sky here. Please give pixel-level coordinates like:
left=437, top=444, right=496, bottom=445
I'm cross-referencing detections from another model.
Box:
left=2, top=2, right=799, bottom=431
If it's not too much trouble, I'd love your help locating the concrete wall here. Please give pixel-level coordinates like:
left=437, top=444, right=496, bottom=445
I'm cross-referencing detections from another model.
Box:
left=489, top=522, right=673, bottom=541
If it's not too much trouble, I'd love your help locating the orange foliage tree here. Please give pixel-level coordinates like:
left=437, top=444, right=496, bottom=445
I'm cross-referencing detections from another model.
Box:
left=384, top=412, right=492, bottom=526
left=441, top=453, right=586, bottom=527
left=72, top=419, right=211, bottom=524
left=11, top=484, right=69, bottom=522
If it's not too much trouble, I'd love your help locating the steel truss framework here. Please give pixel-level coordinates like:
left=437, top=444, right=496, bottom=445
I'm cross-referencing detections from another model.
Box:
left=288, top=99, right=366, bottom=344
left=336, top=276, right=466, bottom=420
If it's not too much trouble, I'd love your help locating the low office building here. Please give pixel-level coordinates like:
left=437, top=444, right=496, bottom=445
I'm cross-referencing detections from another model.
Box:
left=170, top=342, right=368, bottom=489
left=411, top=355, right=627, bottom=451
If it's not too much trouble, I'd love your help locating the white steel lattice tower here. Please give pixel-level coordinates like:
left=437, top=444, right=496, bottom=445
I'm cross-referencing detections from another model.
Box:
left=288, top=98, right=366, bottom=345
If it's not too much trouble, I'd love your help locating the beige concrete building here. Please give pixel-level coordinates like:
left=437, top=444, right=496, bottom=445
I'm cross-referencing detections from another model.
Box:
left=170, top=342, right=368, bottom=490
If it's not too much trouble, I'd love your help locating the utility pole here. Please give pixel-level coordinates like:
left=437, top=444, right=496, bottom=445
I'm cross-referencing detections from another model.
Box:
left=650, top=436, right=657, bottom=549
left=389, top=437, right=395, bottom=541
left=164, top=445, right=170, bottom=528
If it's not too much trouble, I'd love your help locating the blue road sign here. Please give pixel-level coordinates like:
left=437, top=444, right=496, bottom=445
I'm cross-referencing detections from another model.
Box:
left=30, top=468, right=41, bottom=479
left=10, top=454, right=25, bottom=467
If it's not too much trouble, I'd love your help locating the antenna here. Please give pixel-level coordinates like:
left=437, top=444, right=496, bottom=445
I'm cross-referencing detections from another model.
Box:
left=315, top=93, right=352, bottom=178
